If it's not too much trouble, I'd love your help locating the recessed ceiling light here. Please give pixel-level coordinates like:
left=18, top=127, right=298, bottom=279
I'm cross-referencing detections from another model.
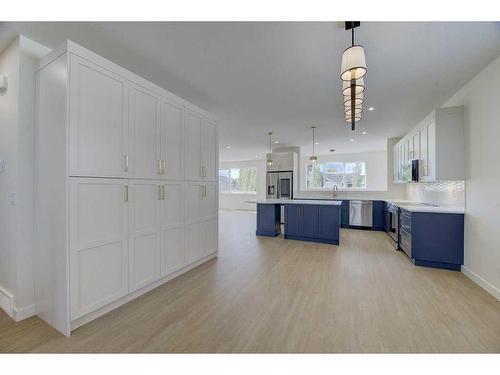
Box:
left=368, top=107, right=375, bottom=111
left=275, top=140, right=279, bottom=144
left=255, top=155, right=259, bottom=158
left=350, top=138, right=355, bottom=142
left=362, top=131, right=367, bottom=135
left=315, top=142, right=319, bottom=145
left=226, top=145, right=231, bottom=149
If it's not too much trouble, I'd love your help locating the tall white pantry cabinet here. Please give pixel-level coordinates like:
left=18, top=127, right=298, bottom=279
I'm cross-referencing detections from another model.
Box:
left=35, top=41, right=218, bottom=336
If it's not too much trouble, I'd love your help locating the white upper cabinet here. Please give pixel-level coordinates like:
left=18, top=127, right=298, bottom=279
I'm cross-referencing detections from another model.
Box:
left=184, top=110, right=202, bottom=180
left=69, top=178, right=129, bottom=319
left=69, top=55, right=128, bottom=178
left=160, top=99, right=184, bottom=179
left=393, top=106, right=463, bottom=183
left=128, top=180, right=162, bottom=292
left=128, top=84, right=161, bottom=179
left=201, top=120, right=217, bottom=181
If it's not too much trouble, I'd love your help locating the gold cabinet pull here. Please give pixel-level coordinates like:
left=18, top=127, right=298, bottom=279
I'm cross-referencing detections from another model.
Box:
left=124, top=185, right=129, bottom=202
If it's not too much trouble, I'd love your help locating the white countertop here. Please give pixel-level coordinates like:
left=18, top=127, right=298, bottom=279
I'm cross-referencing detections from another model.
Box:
left=385, top=200, right=465, bottom=214
left=253, top=199, right=342, bottom=206
left=249, top=198, right=464, bottom=213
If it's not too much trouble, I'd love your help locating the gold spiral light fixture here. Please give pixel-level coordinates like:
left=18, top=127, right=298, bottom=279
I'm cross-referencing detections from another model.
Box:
left=341, top=21, right=367, bottom=131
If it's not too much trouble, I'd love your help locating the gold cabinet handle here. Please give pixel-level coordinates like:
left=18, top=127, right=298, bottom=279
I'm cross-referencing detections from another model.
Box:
left=161, top=160, right=166, bottom=175
left=157, top=160, right=162, bottom=175
left=124, top=185, right=129, bottom=202
left=124, top=155, right=129, bottom=172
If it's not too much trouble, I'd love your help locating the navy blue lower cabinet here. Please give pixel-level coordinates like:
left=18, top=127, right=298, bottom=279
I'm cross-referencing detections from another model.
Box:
left=256, top=204, right=281, bottom=237
left=284, top=204, right=340, bottom=245
left=402, top=210, right=464, bottom=271
left=340, top=200, right=350, bottom=228
left=302, top=205, right=319, bottom=238
left=318, top=206, right=340, bottom=242
left=284, top=204, right=302, bottom=237
left=372, top=200, right=385, bottom=230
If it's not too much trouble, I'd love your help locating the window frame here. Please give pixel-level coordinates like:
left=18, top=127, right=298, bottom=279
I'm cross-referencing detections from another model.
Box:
left=218, top=167, right=258, bottom=195
left=304, top=160, right=367, bottom=190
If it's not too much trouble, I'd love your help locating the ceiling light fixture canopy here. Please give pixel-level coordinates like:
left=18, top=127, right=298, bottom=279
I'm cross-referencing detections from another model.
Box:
left=340, top=21, right=367, bottom=132
left=309, top=126, right=318, bottom=163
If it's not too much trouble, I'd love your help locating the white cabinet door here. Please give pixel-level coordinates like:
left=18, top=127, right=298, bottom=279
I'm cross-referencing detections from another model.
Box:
left=128, top=180, right=161, bottom=292
left=161, top=181, right=185, bottom=276
left=201, top=120, right=217, bottom=180
left=129, top=84, right=161, bottom=179
left=160, top=99, right=184, bottom=179
left=185, top=182, right=204, bottom=264
left=420, top=120, right=436, bottom=181
left=426, top=120, right=436, bottom=181
left=69, top=56, right=128, bottom=178
left=203, top=183, right=218, bottom=256
left=69, top=178, right=128, bottom=319
left=412, top=131, right=420, bottom=160
left=184, top=110, right=202, bottom=180
left=420, top=124, right=428, bottom=179
left=393, top=146, right=398, bottom=182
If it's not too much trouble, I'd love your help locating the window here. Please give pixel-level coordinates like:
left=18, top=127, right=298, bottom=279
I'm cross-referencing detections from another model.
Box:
left=306, top=161, right=366, bottom=189
left=219, top=167, right=257, bottom=194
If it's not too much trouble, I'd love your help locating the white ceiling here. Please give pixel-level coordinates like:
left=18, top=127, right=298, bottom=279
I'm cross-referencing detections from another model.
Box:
left=1, top=22, right=499, bottom=161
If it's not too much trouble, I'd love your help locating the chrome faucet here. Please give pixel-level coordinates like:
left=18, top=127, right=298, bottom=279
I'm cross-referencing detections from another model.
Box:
left=332, top=185, right=338, bottom=198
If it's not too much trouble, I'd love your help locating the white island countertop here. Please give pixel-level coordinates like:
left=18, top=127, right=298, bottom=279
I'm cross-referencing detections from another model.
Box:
left=252, top=199, right=342, bottom=206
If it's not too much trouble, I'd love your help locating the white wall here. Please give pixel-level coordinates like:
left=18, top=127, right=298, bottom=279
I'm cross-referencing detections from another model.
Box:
left=0, top=36, right=50, bottom=319
left=219, top=159, right=266, bottom=211
left=438, top=54, right=500, bottom=300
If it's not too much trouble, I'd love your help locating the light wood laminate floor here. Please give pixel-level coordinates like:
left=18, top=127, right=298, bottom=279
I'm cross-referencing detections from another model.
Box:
left=1, top=210, right=499, bottom=353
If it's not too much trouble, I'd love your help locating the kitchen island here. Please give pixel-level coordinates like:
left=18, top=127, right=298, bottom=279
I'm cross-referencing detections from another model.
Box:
left=255, top=199, right=342, bottom=245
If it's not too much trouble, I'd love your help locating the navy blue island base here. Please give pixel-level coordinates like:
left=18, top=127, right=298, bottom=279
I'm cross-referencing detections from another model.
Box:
left=256, top=202, right=341, bottom=245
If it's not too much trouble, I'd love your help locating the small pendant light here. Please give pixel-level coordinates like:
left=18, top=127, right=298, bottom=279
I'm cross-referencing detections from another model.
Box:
left=309, top=126, right=318, bottom=163
left=266, top=132, right=273, bottom=166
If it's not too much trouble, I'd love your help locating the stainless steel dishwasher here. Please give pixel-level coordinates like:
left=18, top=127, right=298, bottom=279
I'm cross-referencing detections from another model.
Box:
left=349, top=200, right=373, bottom=227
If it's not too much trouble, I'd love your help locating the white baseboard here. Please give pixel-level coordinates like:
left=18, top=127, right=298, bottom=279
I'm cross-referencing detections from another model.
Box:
left=13, top=304, right=35, bottom=321
left=462, top=266, right=500, bottom=301
left=70, top=252, right=218, bottom=333
left=0, top=286, right=13, bottom=318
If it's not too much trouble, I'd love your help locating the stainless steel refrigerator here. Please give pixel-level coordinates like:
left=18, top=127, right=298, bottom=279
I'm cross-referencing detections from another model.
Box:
left=266, top=171, right=293, bottom=199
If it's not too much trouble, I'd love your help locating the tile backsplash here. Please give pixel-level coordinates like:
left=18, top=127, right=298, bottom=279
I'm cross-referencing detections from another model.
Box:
left=406, top=181, right=465, bottom=207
